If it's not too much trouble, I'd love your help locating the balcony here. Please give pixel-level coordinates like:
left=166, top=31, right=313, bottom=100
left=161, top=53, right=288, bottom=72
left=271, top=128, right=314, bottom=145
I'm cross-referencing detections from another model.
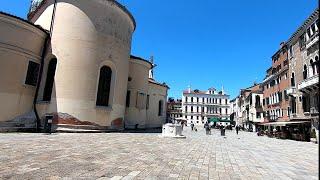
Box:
left=298, top=74, right=319, bottom=91
left=306, top=32, right=319, bottom=49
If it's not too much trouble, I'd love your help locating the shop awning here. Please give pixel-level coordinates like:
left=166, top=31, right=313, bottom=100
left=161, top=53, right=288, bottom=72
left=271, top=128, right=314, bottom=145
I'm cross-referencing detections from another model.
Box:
left=208, top=117, right=220, bottom=123
left=259, top=121, right=310, bottom=126
left=209, top=117, right=231, bottom=123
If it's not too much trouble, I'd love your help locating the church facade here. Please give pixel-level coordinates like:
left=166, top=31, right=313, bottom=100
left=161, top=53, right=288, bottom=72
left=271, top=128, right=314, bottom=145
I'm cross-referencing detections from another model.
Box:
left=0, top=0, right=169, bottom=132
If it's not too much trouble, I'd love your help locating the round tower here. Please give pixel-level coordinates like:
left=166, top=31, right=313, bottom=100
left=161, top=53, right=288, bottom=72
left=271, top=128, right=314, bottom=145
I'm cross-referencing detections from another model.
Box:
left=29, top=0, right=135, bottom=130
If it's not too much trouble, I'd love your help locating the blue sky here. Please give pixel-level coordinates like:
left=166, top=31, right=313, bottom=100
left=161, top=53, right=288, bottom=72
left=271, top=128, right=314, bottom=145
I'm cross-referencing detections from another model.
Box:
left=0, top=0, right=317, bottom=99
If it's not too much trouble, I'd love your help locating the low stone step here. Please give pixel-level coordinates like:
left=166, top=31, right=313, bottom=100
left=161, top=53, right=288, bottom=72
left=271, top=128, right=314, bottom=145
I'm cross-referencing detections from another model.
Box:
left=0, top=127, right=36, bottom=133
left=56, top=124, right=109, bottom=130
left=0, top=122, right=26, bottom=127
left=55, top=127, right=107, bottom=133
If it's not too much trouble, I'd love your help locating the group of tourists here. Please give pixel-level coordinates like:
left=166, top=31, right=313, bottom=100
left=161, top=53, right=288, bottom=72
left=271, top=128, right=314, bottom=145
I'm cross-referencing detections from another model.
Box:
left=189, top=122, right=242, bottom=136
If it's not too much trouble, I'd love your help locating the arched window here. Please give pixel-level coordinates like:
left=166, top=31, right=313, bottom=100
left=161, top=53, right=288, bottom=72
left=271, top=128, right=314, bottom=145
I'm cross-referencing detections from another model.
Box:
left=303, top=65, right=307, bottom=79
left=158, top=100, right=163, bottom=116
left=255, top=95, right=261, bottom=107
left=96, top=66, right=112, bottom=106
left=310, top=59, right=315, bottom=76
left=291, top=72, right=295, bottom=86
left=316, top=56, right=319, bottom=74
left=43, top=58, right=57, bottom=101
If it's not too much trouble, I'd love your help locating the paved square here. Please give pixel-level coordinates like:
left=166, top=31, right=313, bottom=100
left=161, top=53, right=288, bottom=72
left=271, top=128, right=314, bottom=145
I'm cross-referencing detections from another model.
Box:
left=0, top=127, right=318, bottom=179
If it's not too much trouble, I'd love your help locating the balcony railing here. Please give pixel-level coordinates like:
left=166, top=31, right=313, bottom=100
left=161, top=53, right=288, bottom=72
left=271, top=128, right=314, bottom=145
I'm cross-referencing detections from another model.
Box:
left=306, top=32, right=319, bottom=49
left=287, top=87, right=297, bottom=95
left=264, top=115, right=278, bottom=122
left=298, top=74, right=319, bottom=90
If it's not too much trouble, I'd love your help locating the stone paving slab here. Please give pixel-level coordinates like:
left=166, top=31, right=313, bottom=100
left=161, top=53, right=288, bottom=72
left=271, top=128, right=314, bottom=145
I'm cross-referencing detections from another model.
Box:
left=0, top=127, right=318, bottom=179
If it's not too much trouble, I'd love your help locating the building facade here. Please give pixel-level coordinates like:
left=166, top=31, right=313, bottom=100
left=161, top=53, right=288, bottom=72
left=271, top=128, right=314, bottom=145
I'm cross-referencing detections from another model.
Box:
left=261, top=42, right=290, bottom=122
left=166, top=98, right=182, bottom=122
left=231, top=83, right=263, bottom=131
left=243, top=90, right=264, bottom=132
left=286, top=9, right=319, bottom=142
left=0, top=0, right=169, bottom=132
left=0, top=12, right=48, bottom=131
left=182, top=87, right=230, bottom=126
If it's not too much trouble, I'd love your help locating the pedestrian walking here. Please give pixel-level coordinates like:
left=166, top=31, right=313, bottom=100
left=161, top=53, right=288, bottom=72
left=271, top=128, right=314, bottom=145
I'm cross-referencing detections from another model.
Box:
left=191, top=122, right=194, bottom=131
left=204, top=122, right=210, bottom=135
left=236, top=125, right=239, bottom=135
left=181, top=121, right=184, bottom=130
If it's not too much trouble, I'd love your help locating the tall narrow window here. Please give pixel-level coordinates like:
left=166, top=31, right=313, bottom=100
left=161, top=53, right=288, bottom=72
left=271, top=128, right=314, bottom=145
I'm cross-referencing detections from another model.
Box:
left=291, top=97, right=297, bottom=114
left=96, top=66, right=112, bottom=106
left=278, top=92, right=282, bottom=102
left=126, top=91, right=131, bottom=107
left=284, top=90, right=288, bottom=100
left=303, top=65, right=307, bottom=79
left=255, top=95, right=261, bottom=107
left=310, top=60, right=315, bottom=76
left=158, top=100, right=163, bottom=116
left=43, top=58, right=57, bottom=101
left=291, top=73, right=295, bottom=87
left=25, top=61, right=40, bottom=86
left=316, top=56, right=319, bottom=74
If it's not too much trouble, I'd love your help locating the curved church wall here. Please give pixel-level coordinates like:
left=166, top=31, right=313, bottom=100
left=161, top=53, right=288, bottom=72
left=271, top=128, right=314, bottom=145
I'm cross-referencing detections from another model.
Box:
left=146, top=81, right=169, bottom=128
left=30, top=0, right=135, bottom=129
left=125, top=56, right=152, bottom=129
left=0, top=12, right=47, bottom=122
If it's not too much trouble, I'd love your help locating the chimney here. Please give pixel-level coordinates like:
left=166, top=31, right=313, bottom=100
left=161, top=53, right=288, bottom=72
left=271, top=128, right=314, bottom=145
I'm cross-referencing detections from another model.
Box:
left=149, top=56, right=154, bottom=79
left=188, top=85, right=191, bottom=93
left=280, top=42, right=285, bottom=48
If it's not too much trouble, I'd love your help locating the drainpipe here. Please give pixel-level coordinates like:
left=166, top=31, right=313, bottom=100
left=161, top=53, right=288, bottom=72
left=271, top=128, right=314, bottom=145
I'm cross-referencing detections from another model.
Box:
left=33, top=0, right=58, bottom=132
left=49, top=0, right=58, bottom=37
left=34, top=36, right=50, bottom=132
